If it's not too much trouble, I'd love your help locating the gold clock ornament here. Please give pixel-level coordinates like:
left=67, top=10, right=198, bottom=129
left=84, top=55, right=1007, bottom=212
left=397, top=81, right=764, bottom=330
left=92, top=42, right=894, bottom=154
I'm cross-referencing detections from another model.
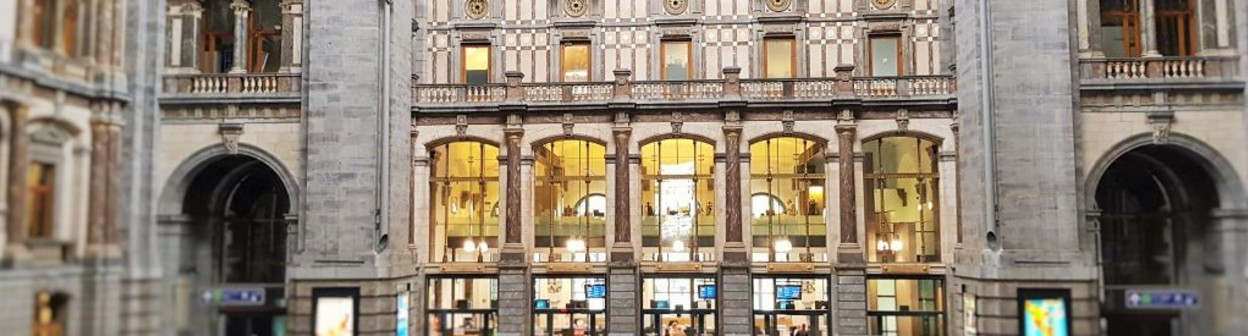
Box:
left=565, top=0, right=588, bottom=17
left=766, top=0, right=791, bottom=12
left=466, top=0, right=488, bottom=19
left=872, top=0, right=896, bottom=9
left=664, top=0, right=688, bottom=15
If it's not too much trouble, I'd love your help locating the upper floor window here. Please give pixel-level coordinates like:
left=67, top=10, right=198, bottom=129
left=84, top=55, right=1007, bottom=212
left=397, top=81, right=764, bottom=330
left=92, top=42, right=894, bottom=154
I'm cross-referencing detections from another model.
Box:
left=561, top=42, right=591, bottom=82
left=534, top=139, right=607, bottom=262
left=864, top=137, right=940, bottom=263
left=430, top=141, right=500, bottom=262
left=1100, top=0, right=1142, bottom=57
left=749, top=137, right=827, bottom=263
left=870, top=36, right=902, bottom=76
left=641, top=138, right=715, bottom=262
left=763, top=38, right=795, bottom=78
left=1154, top=0, right=1195, bottom=56
left=30, top=0, right=57, bottom=49
left=60, top=0, right=79, bottom=56
left=661, top=40, right=692, bottom=80
left=199, top=0, right=284, bottom=72
left=26, top=162, right=56, bottom=240
left=463, top=44, right=492, bottom=84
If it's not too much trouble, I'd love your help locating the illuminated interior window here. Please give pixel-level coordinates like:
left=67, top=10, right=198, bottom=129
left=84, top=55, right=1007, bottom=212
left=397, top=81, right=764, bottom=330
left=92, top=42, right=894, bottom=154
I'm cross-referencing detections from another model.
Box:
left=661, top=41, right=692, bottom=80
left=561, top=42, right=591, bottom=82
left=427, top=277, right=499, bottom=336
left=32, top=292, right=68, bottom=336
left=867, top=278, right=944, bottom=336
left=870, top=36, right=901, bottom=76
left=864, top=137, right=940, bottom=263
left=534, top=139, right=607, bottom=263
left=26, top=162, right=56, bottom=240
left=31, top=0, right=57, bottom=49
left=763, top=38, right=795, bottom=78
left=60, top=0, right=78, bottom=56
left=640, top=138, right=715, bottom=262
left=749, top=137, right=826, bottom=263
left=430, top=141, right=501, bottom=262
left=1100, top=0, right=1142, bottom=57
left=463, top=45, right=491, bottom=84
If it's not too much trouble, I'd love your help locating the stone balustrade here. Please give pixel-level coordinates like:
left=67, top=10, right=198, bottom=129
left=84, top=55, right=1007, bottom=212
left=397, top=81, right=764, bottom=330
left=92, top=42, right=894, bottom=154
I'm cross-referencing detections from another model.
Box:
left=413, top=66, right=957, bottom=106
left=1080, top=56, right=1240, bottom=81
left=162, top=72, right=302, bottom=97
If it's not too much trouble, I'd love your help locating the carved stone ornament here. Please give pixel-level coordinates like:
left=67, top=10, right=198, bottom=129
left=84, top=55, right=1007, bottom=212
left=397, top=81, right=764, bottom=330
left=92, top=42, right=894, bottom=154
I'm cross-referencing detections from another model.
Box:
left=465, top=0, right=488, bottom=19
left=455, top=115, right=469, bottom=136
left=562, top=113, right=575, bottom=136
left=781, top=110, right=795, bottom=134
left=872, top=0, right=896, bottom=10
left=614, top=110, right=630, bottom=126
left=671, top=112, right=684, bottom=134
left=218, top=123, right=244, bottom=155
left=895, top=109, right=910, bottom=132
left=506, top=113, right=522, bottom=128
left=565, top=0, right=588, bottom=17
left=766, top=0, right=791, bottom=12
left=1147, top=111, right=1174, bottom=144
left=664, top=0, right=688, bottom=15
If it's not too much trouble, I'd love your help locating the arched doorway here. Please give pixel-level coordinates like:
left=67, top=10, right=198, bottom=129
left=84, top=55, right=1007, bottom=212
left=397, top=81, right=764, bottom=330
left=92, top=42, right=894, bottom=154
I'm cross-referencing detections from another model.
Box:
left=1094, top=144, right=1227, bottom=336
left=177, top=154, right=292, bottom=336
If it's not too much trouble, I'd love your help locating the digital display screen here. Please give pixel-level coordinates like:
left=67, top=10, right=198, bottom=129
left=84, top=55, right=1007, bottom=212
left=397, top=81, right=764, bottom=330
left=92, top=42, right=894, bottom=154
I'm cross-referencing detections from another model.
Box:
left=535, top=299, right=550, bottom=309
left=653, top=300, right=670, bottom=309
left=1022, top=298, right=1069, bottom=336
left=776, top=300, right=795, bottom=310
left=776, top=285, right=803, bottom=300
left=585, top=285, right=607, bottom=299
left=698, top=285, right=717, bottom=299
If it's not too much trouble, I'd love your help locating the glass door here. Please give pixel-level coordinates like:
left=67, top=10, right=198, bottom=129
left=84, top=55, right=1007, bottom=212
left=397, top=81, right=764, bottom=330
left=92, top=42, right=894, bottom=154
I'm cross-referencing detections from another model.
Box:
left=533, top=276, right=608, bottom=336
left=641, top=276, right=718, bottom=336
left=427, top=276, right=499, bottom=336
left=752, top=276, right=831, bottom=336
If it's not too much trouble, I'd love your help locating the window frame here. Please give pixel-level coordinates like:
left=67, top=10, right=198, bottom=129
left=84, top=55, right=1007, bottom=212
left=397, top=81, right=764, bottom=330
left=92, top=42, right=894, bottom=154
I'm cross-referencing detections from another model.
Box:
left=462, top=44, right=493, bottom=84
left=560, top=41, right=592, bottom=82
left=533, top=139, right=608, bottom=263
left=428, top=140, right=502, bottom=263
left=660, top=39, right=694, bottom=80
left=1099, top=0, right=1143, bottom=57
left=866, top=277, right=946, bottom=336
left=26, top=162, right=56, bottom=240
left=762, top=37, right=797, bottom=79
left=639, top=138, right=717, bottom=262
left=748, top=137, right=828, bottom=263
left=868, top=35, right=904, bottom=76
left=862, top=136, right=942, bottom=264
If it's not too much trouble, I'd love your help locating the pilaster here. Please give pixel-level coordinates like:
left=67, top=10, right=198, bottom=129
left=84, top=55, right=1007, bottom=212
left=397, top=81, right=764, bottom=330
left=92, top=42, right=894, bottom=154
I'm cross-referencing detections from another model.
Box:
left=280, top=0, right=305, bottom=72
left=834, top=112, right=862, bottom=263
left=5, top=106, right=28, bottom=262
left=1139, top=0, right=1160, bottom=56
left=502, top=123, right=525, bottom=263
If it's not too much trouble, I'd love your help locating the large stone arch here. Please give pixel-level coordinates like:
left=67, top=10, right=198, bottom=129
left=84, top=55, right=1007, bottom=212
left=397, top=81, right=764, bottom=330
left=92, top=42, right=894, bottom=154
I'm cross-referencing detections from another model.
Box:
left=158, top=143, right=300, bottom=217
left=1085, top=132, right=1246, bottom=210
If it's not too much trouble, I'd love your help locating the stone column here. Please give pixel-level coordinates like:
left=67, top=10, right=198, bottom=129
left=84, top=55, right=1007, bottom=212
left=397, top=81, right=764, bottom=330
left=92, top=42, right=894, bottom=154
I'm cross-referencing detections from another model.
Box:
left=87, top=118, right=109, bottom=251
left=501, top=124, right=525, bottom=260
left=4, top=106, right=27, bottom=261
left=229, top=0, right=251, bottom=73
left=719, top=123, right=751, bottom=336
left=723, top=126, right=744, bottom=246
left=611, top=128, right=632, bottom=257
left=279, top=0, right=304, bottom=72
left=607, top=127, right=637, bottom=336
left=833, top=113, right=867, bottom=336
left=1139, top=0, right=1160, bottom=56
left=499, top=124, right=530, bottom=336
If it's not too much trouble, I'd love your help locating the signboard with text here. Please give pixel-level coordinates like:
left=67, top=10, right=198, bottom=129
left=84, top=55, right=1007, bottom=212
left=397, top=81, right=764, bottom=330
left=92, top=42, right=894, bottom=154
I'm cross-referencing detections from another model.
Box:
left=1126, top=290, right=1200, bottom=309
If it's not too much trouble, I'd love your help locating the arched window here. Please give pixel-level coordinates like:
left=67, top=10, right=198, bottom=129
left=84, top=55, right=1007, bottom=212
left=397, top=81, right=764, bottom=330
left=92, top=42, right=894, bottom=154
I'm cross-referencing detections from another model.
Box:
left=749, top=137, right=826, bottom=262
left=863, top=137, right=940, bottom=263
left=640, top=138, right=714, bottom=262
left=430, top=141, right=500, bottom=262
left=534, top=139, right=607, bottom=263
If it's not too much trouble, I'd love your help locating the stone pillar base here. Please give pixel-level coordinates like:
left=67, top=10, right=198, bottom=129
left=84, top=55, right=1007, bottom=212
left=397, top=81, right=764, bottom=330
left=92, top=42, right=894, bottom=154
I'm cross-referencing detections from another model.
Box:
left=607, top=264, right=638, bottom=336
left=834, top=265, right=868, bottom=336
left=719, top=265, right=752, bottom=336
left=2, top=244, right=31, bottom=266
left=497, top=266, right=530, bottom=336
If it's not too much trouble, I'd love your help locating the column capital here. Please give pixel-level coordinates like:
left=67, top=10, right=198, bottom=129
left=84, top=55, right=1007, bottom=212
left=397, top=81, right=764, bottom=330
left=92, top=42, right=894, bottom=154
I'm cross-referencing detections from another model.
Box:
left=230, top=0, right=252, bottom=12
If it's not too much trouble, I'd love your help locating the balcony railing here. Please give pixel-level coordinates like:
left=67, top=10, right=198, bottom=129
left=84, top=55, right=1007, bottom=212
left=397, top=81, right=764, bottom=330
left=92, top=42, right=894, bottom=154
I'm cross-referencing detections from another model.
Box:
left=1079, top=56, right=1240, bottom=81
left=412, top=67, right=956, bottom=106
left=161, top=72, right=302, bottom=97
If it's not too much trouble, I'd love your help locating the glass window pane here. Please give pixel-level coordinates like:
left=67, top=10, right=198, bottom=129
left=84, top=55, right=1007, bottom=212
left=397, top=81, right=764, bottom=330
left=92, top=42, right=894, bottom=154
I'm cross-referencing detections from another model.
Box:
left=562, top=43, right=591, bottom=82
left=535, top=140, right=608, bottom=262
left=464, top=45, right=491, bottom=84
left=871, top=37, right=899, bottom=76
left=662, top=41, right=691, bottom=80
left=641, top=139, right=716, bottom=261
left=764, top=39, right=794, bottom=78
left=431, top=142, right=501, bottom=262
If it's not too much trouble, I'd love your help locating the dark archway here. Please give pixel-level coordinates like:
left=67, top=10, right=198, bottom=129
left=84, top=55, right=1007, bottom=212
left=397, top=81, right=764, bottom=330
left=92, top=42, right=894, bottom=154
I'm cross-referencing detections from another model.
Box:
left=1095, top=144, right=1221, bottom=336
left=182, top=155, right=291, bottom=336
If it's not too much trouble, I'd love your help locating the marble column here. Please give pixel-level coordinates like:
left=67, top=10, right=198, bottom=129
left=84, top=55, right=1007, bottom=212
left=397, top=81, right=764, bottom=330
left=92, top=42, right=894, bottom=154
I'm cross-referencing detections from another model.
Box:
left=607, top=127, right=638, bottom=336
left=720, top=122, right=752, bottom=336
left=833, top=116, right=867, bottom=336
left=279, top=0, right=304, bottom=72
left=87, top=119, right=109, bottom=250
left=723, top=126, right=744, bottom=245
left=1140, top=0, right=1160, bottom=56
left=4, top=106, right=27, bottom=260
left=229, top=0, right=251, bottom=73
left=835, top=123, right=858, bottom=248
left=502, top=127, right=524, bottom=252
left=500, top=126, right=530, bottom=336
left=611, top=128, right=632, bottom=255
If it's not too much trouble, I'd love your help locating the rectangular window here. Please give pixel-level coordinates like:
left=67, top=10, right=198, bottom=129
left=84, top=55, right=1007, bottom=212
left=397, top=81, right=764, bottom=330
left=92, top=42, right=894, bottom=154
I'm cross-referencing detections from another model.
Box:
left=31, top=0, right=57, bottom=49
left=661, top=40, right=692, bottom=80
left=26, top=162, right=56, bottom=239
left=1155, top=0, right=1195, bottom=56
left=60, top=0, right=78, bottom=56
left=763, top=38, right=795, bottom=78
left=870, top=36, right=902, bottom=76
left=463, top=44, right=491, bottom=84
left=561, top=42, right=591, bottom=82
left=868, top=278, right=945, bottom=336
left=1100, top=0, right=1141, bottom=57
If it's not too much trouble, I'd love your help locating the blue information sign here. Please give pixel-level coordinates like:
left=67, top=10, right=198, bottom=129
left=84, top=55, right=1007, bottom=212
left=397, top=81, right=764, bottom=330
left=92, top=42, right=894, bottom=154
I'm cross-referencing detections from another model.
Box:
left=586, top=285, right=607, bottom=299
left=1126, top=290, right=1200, bottom=309
left=215, top=288, right=266, bottom=306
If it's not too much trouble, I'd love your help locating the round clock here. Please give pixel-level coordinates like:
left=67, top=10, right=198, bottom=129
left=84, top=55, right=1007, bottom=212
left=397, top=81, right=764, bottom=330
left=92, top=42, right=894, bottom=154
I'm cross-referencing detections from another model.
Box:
left=565, top=0, right=588, bottom=17
left=466, top=0, right=488, bottom=19
left=665, top=0, right=688, bottom=15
